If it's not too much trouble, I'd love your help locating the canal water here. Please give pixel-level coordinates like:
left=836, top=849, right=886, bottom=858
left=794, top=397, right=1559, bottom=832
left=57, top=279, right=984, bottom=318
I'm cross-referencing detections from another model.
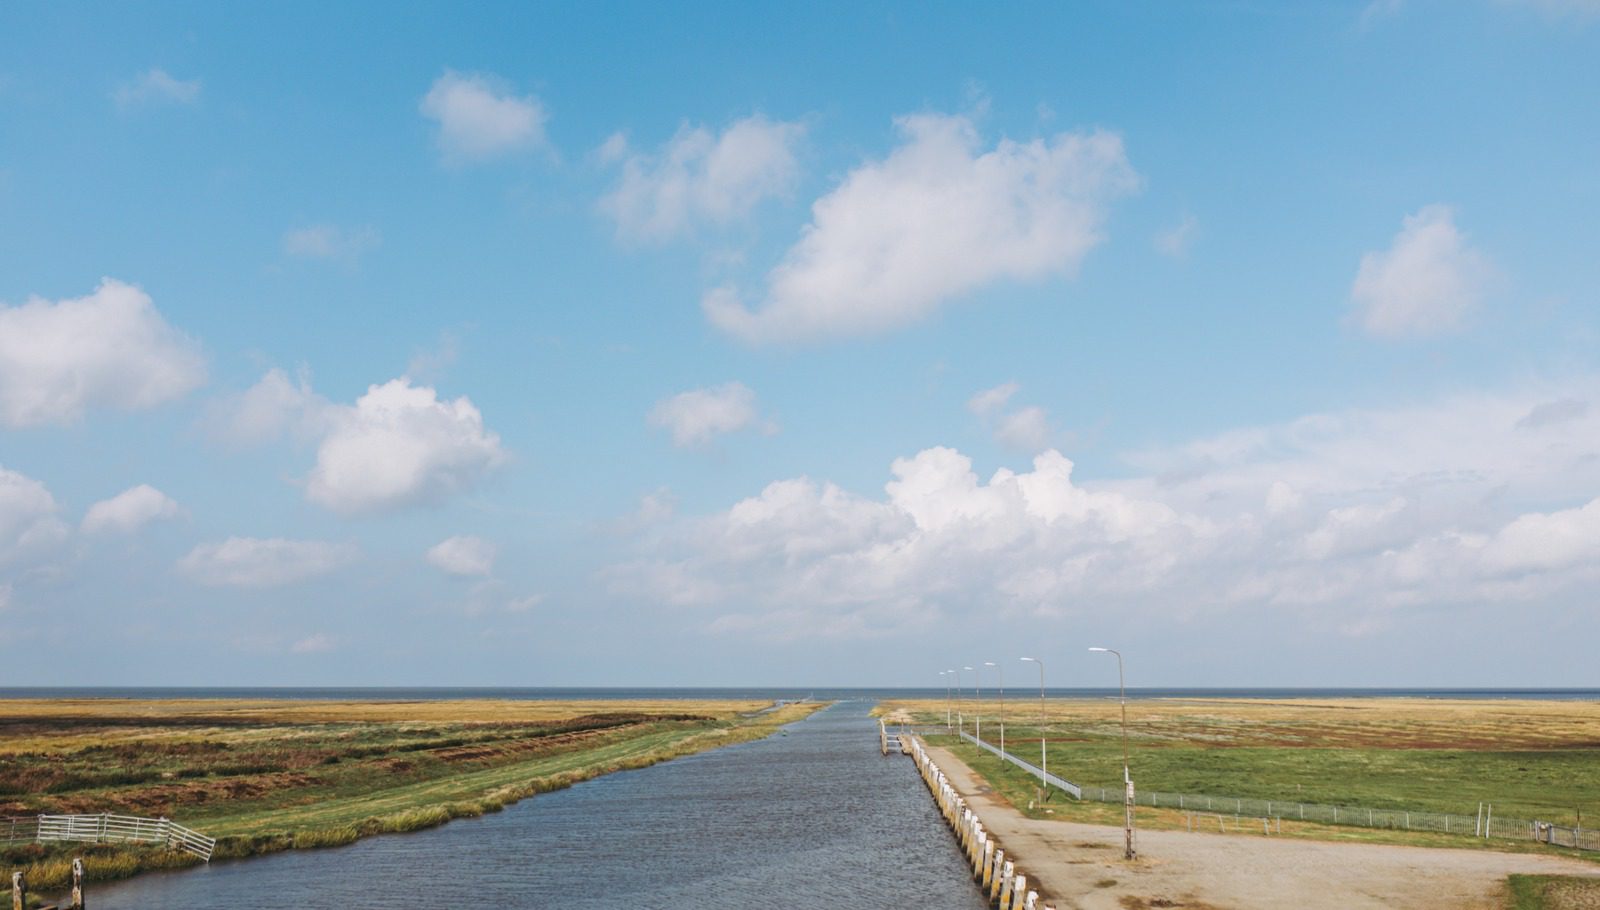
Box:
left=82, top=701, right=989, bottom=908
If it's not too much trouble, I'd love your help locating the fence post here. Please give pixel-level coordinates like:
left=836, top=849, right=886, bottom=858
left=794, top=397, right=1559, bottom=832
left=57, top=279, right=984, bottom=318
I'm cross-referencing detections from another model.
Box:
left=71, top=857, right=85, bottom=910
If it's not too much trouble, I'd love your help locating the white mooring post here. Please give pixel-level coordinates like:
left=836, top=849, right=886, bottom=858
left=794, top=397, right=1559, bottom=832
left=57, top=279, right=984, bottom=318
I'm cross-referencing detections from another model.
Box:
left=70, top=856, right=85, bottom=910
left=990, top=850, right=1006, bottom=901
left=1009, top=874, right=1028, bottom=910
left=11, top=871, right=25, bottom=910
left=999, top=862, right=1015, bottom=907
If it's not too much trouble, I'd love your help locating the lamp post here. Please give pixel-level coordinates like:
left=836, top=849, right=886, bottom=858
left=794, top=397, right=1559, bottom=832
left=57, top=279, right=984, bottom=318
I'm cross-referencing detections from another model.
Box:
left=951, top=667, right=964, bottom=734
left=1020, top=657, right=1046, bottom=801
left=939, top=670, right=952, bottom=729
left=985, top=661, right=1004, bottom=762
left=1090, top=646, right=1135, bottom=860
left=965, top=666, right=978, bottom=743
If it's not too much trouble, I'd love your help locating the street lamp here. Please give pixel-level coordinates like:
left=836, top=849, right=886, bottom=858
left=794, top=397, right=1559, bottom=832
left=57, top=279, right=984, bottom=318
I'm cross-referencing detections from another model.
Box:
left=1019, top=657, right=1046, bottom=801
left=950, top=668, right=964, bottom=734
left=1090, top=646, right=1135, bottom=860
left=965, top=666, right=978, bottom=743
left=984, top=661, right=1004, bottom=761
left=939, top=670, right=952, bottom=729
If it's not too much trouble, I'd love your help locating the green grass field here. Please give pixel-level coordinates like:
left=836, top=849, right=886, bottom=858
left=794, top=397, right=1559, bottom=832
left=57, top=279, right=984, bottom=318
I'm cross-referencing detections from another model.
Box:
left=882, top=697, right=1600, bottom=825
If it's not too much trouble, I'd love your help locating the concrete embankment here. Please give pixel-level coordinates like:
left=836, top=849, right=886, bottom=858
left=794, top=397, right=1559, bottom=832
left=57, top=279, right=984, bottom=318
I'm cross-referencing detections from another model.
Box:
left=910, top=737, right=1055, bottom=910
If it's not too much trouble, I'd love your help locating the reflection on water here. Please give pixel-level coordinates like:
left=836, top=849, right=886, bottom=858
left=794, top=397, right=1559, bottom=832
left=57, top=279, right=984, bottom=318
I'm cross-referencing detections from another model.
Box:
left=85, top=701, right=988, bottom=909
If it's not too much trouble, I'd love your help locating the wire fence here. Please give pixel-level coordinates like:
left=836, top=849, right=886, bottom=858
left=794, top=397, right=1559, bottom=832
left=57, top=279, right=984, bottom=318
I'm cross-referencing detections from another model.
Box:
left=932, top=730, right=1599, bottom=853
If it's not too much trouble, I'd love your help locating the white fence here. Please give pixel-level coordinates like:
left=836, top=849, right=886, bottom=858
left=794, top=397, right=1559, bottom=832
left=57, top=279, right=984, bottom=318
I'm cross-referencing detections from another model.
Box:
left=3, top=813, right=215, bottom=860
left=1077, top=786, right=1597, bottom=851
left=939, top=732, right=1599, bottom=854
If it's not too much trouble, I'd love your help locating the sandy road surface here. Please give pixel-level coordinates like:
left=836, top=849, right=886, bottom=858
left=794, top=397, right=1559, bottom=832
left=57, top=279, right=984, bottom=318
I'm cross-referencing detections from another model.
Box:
left=922, top=744, right=1599, bottom=910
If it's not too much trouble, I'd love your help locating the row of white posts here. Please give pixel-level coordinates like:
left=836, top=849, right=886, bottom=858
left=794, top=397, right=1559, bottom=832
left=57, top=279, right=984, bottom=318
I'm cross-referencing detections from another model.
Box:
left=911, top=737, right=1056, bottom=910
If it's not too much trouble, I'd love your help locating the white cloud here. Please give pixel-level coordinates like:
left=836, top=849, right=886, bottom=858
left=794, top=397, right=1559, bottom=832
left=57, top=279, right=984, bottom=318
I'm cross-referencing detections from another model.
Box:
left=81, top=485, right=180, bottom=535
left=427, top=535, right=498, bottom=577
left=505, top=594, right=544, bottom=613
left=1517, top=398, right=1588, bottom=429
left=419, top=70, right=547, bottom=164
left=290, top=633, right=333, bottom=654
left=178, top=537, right=356, bottom=587
left=0, top=279, right=206, bottom=428
left=307, top=378, right=507, bottom=514
left=703, top=111, right=1137, bottom=343
left=206, top=367, right=334, bottom=447
left=1155, top=213, right=1198, bottom=258
left=283, top=225, right=380, bottom=261
left=113, top=68, right=200, bottom=108
left=994, top=406, right=1053, bottom=451
left=648, top=381, right=775, bottom=447
left=1350, top=205, right=1492, bottom=338
left=968, top=382, right=1054, bottom=451
left=966, top=382, right=1020, bottom=418
left=0, top=466, right=69, bottom=565
left=610, top=377, right=1600, bottom=639
left=600, top=115, right=805, bottom=240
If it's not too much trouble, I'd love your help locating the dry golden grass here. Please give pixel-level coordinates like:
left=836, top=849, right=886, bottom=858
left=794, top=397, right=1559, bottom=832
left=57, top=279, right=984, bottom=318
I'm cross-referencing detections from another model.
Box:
left=879, top=697, right=1600, bottom=750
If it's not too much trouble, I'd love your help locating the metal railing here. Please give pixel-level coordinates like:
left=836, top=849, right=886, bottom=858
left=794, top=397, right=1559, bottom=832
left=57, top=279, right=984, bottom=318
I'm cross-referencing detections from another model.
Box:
left=958, top=730, right=1082, bottom=798
left=3, top=813, right=216, bottom=860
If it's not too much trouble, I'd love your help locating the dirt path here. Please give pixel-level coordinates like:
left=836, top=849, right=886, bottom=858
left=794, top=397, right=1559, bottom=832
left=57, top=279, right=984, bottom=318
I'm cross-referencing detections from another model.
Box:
left=922, top=744, right=1599, bottom=910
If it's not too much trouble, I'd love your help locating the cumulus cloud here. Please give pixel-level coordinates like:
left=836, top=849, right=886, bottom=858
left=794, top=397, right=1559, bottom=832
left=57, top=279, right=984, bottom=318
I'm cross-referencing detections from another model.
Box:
left=0, top=279, right=206, bottom=428
left=426, top=535, right=497, bottom=577
left=283, top=225, right=381, bottom=261
left=1350, top=205, right=1492, bottom=338
left=610, top=377, right=1600, bottom=638
left=599, top=115, right=805, bottom=240
left=648, top=382, right=776, bottom=447
left=703, top=111, right=1138, bottom=343
left=178, top=537, right=356, bottom=587
left=113, top=68, right=200, bottom=108
left=81, top=485, right=180, bottom=535
left=206, top=367, right=333, bottom=447
left=0, top=466, right=69, bottom=565
left=420, top=70, right=547, bottom=164
left=208, top=370, right=504, bottom=513
left=307, top=378, right=507, bottom=514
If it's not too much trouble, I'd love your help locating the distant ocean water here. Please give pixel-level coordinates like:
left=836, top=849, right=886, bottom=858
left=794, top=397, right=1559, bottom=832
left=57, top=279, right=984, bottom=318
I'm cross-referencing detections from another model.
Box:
left=1, top=686, right=1596, bottom=701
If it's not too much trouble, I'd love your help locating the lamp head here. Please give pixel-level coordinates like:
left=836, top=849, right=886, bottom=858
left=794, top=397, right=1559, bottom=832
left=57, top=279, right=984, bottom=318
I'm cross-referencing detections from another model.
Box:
left=1020, top=656, right=1037, bottom=662
left=1088, top=647, right=1109, bottom=652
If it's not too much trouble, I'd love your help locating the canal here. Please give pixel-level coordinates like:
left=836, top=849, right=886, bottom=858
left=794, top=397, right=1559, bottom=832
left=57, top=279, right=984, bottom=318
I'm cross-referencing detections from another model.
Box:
left=82, top=701, right=989, bottom=908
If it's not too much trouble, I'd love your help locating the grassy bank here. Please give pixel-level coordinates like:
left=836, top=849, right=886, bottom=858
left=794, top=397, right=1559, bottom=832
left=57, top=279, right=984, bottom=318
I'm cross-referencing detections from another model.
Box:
left=1507, top=874, right=1600, bottom=909
left=881, top=697, right=1600, bottom=825
left=3, top=697, right=823, bottom=900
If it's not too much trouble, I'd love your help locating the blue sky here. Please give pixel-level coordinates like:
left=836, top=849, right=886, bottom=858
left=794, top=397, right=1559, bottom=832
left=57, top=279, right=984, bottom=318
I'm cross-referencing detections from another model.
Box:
left=1, top=0, right=1597, bottom=687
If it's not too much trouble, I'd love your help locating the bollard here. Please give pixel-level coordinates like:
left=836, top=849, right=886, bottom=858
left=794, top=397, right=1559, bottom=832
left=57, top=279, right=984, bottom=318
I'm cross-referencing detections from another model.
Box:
left=1024, top=891, right=1039, bottom=910
left=11, top=871, right=24, bottom=910
left=1010, top=874, right=1028, bottom=910
left=999, top=862, right=1015, bottom=907
left=982, top=840, right=995, bottom=888
left=71, top=857, right=85, bottom=910
left=990, top=850, right=1006, bottom=901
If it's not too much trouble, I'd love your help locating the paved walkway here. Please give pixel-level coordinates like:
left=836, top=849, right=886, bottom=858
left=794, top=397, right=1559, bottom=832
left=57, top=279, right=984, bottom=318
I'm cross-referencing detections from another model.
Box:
left=922, top=744, right=1600, bottom=910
